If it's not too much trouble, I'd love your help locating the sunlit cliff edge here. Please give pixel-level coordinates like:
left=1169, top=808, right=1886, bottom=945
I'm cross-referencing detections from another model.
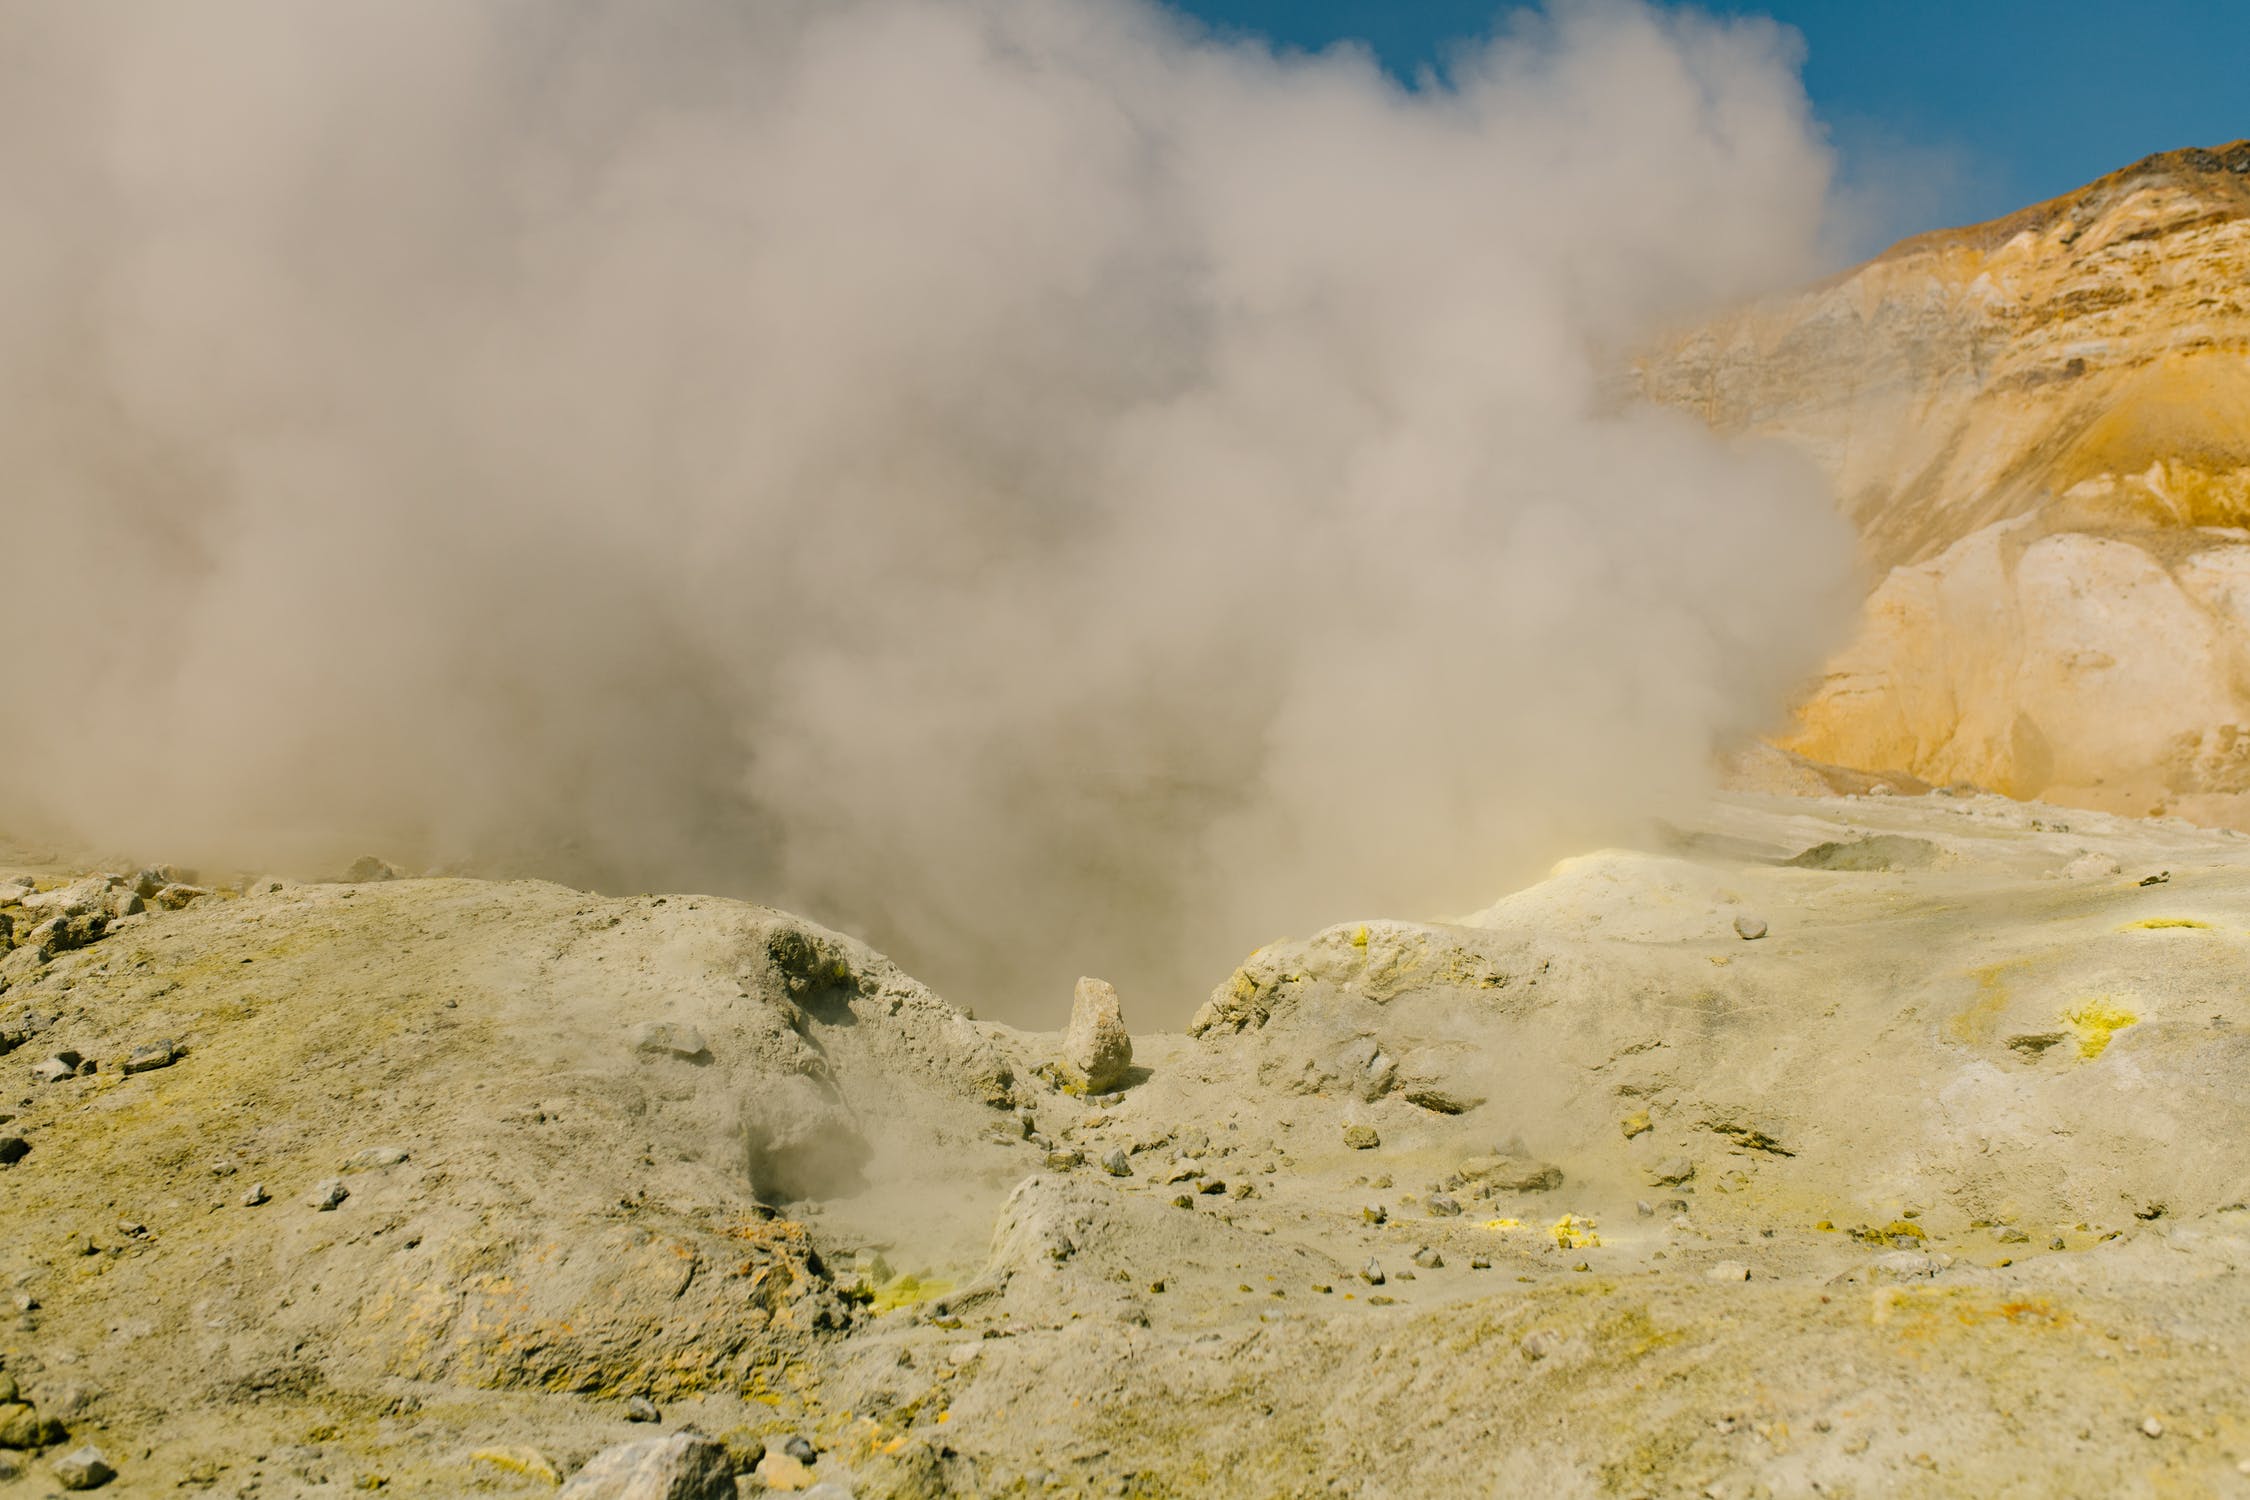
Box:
left=1648, top=141, right=2250, bottom=821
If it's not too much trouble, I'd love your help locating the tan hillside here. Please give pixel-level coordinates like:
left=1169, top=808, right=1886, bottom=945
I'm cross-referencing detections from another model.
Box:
left=1646, top=142, right=2250, bottom=815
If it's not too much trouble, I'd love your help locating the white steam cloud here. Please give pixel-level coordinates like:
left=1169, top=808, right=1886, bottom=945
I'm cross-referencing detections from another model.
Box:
left=0, top=0, right=1852, bottom=1021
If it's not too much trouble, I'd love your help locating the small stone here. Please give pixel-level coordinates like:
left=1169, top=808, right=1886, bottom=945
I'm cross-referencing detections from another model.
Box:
left=624, top=1395, right=660, bottom=1423
left=121, top=1042, right=178, bottom=1076
left=1620, top=1110, right=1652, bottom=1139
left=1991, top=1225, right=2029, bottom=1244
left=1342, top=1125, right=1380, bottom=1151
left=0, top=1137, right=27, bottom=1167
left=1171, top=1194, right=1194, bottom=1209
left=343, top=1147, right=409, bottom=1171
left=1733, top=914, right=1768, bottom=941
left=2050, top=1236, right=2067, bottom=1251
left=631, top=1022, right=710, bottom=1063
left=1101, top=1149, right=1131, bottom=1177
left=1359, top=1259, right=1384, bottom=1286
left=1707, top=1261, right=1751, bottom=1282
left=1427, top=1193, right=1462, bottom=1217
left=558, top=1432, right=733, bottom=1499
left=1648, top=1157, right=1696, bottom=1186
left=1060, top=977, right=1133, bottom=1095
left=1044, top=1151, right=1083, bottom=1171
left=241, top=1183, right=270, bottom=1207
left=782, top=1437, right=817, bottom=1464
left=1195, top=1177, right=1226, bottom=1195
left=1362, top=1204, right=1387, bottom=1224
left=31, top=1056, right=77, bottom=1085
left=1411, top=1246, right=1443, bottom=1269
left=51, top=1445, right=115, bottom=1491
left=1469, top=1256, right=1491, bottom=1270
left=2141, top=1416, right=2163, bottom=1439
left=1636, top=1200, right=1655, bottom=1218
left=1869, top=1251, right=1937, bottom=1281
left=308, top=1179, right=349, bottom=1211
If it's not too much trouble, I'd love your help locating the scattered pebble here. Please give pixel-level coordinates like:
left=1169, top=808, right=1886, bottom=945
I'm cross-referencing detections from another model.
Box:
left=2141, top=1416, right=2163, bottom=1439
left=51, top=1446, right=115, bottom=1491
left=625, top=1395, right=660, bottom=1423
left=1707, top=1261, right=1750, bottom=1282
left=308, top=1180, right=349, bottom=1211
left=1427, top=1193, right=1462, bottom=1217
left=1342, top=1125, right=1380, bottom=1151
left=1359, top=1260, right=1384, bottom=1286
left=1733, top=914, right=1769, bottom=941
left=121, top=1041, right=178, bottom=1076
left=1101, top=1149, right=1131, bottom=1177
left=241, top=1183, right=270, bottom=1207
left=1411, top=1246, right=1443, bottom=1269
left=631, top=1022, right=710, bottom=1063
left=1362, top=1204, right=1387, bottom=1225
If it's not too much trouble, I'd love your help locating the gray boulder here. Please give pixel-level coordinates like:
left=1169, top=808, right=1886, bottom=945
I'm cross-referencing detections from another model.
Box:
left=557, top=1432, right=734, bottom=1500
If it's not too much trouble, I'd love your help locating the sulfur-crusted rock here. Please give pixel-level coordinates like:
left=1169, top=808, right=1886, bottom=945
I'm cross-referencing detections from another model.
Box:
left=1059, top=976, right=1132, bottom=1094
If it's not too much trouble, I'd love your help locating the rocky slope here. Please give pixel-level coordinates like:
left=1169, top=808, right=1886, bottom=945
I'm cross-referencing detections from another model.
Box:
left=5, top=788, right=2250, bottom=1496
left=1645, top=142, right=2250, bottom=817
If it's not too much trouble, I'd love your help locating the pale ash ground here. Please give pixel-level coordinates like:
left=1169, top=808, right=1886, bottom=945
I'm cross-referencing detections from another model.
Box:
left=1, top=789, right=2247, bottom=1497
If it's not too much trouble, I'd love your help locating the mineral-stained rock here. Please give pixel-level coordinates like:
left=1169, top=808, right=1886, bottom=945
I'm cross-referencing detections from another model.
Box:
left=0, top=1402, right=64, bottom=1449
left=557, top=1431, right=733, bottom=1500
left=1059, top=976, right=1132, bottom=1094
left=1645, top=145, right=2250, bottom=820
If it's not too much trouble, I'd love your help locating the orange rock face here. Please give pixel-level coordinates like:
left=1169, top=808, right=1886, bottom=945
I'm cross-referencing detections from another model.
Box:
left=1646, top=142, right=2250, bottom=820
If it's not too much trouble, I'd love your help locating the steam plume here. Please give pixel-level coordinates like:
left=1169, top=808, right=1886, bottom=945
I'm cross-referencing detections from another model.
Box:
left=0, top=0, right=1852, bottom=1021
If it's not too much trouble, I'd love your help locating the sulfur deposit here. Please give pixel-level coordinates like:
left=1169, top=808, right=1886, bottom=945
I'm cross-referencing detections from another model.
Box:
left=6, top=779, right=2250, bottom=1495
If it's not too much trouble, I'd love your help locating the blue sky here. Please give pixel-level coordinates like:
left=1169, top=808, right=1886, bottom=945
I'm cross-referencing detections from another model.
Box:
left=1165, top=0, right=2250, bottom=254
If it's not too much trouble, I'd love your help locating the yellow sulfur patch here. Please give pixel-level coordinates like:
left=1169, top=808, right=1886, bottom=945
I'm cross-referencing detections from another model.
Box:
left=469, top=1449, right=561, bottom=1485
left=1350, top=925, right=1370, bottom=949
left=1551, top=1214, right=1601, bottom=1250
left=2063, top=999, right=2139, bottom=1059
left=1620, top=1110, right=1652, bottom=1140
left=2123, top=918, right=2208, bottom=930
left=867, top=1273, right=953, bottom=1315
left=1481, top=1218, right=1524, bottom=1232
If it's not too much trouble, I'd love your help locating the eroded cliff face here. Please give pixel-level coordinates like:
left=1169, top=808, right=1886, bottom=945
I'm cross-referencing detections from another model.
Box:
left=1645, top=142, right=2250, bottom=819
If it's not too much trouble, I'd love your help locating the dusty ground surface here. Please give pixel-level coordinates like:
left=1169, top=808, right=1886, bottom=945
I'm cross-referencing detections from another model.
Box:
left=4, top=787, right=2249, bottom=1497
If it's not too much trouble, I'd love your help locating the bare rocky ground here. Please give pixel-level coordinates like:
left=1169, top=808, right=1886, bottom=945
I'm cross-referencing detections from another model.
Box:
left=3, top=788, right=2250, bottom=1498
